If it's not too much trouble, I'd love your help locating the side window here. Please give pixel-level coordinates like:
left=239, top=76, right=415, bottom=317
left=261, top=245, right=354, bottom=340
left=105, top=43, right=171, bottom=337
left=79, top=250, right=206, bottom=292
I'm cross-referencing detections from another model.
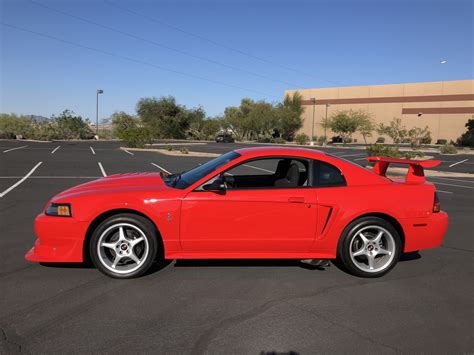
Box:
left=222, top=157, right=309, bottom=189
left=313, top=160, right=346, bottom=187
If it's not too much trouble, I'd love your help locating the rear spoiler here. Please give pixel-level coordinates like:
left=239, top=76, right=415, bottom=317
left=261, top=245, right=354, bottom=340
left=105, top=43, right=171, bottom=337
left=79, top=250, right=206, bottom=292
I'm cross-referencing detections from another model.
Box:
left=366, top=156, right=441, bottom=184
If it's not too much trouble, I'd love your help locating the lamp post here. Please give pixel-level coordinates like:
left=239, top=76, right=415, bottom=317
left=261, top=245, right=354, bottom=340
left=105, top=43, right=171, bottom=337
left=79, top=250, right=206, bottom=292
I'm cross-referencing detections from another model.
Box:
left=96, top=89, right=104, bottom=137
left=324, top=103, right=331, bottom=144
left=310, top=97, right=316, bottom=145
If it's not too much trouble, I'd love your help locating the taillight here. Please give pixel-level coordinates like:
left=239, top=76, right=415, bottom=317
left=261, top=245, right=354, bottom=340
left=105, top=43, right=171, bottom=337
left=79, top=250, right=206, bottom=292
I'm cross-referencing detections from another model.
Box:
left=433, top=192, right=441, bottom=213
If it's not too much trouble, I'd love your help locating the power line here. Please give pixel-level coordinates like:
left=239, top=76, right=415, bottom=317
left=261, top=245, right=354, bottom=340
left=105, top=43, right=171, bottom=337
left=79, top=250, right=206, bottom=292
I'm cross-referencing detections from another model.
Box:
left=104, top=0, right=341, bottom=86
left=1, top=22, right=280, bottom=99
left=28, top=0, right=305, bottom=88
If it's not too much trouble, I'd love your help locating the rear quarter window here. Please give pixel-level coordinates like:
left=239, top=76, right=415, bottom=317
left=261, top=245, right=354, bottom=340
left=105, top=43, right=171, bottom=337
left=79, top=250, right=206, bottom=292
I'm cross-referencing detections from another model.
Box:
left=313, top=160, right=346, bottom=187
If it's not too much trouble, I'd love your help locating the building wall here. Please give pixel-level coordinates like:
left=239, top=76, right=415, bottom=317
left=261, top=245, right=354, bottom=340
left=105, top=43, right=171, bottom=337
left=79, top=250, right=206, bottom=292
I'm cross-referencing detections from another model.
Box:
left=285, top=80, right=474, bottom=143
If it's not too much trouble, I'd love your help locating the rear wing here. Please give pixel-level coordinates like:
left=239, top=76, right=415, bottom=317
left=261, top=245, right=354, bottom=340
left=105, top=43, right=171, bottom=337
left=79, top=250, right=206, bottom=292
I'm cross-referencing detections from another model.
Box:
left=366, top=156, right=441, bottom=184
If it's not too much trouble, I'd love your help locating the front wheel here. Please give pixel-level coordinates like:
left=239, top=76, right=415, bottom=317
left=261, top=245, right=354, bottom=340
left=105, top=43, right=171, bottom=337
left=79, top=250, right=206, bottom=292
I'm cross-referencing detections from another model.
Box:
left=338, top=217, right=402, bottom=278
left=90, top=214, right=158, bottom=279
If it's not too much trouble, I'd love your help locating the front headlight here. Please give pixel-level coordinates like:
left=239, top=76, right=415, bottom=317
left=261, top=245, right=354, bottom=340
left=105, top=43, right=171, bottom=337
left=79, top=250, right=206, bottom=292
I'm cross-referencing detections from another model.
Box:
left=45, top=203, right=72, bottom=217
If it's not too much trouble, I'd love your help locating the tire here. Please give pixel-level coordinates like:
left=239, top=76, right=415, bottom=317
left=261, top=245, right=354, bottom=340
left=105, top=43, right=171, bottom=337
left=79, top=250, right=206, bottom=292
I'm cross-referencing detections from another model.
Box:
left=337, top=217, right=402, bottom=278
left=90, top=213, right=159, bottom=279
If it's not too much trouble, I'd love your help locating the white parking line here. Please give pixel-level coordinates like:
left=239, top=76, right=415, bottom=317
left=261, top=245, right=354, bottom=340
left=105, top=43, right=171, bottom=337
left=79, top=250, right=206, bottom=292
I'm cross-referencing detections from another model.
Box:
left=449, top=159, right=468, bottom=168
left=243, top=164, right=274, bottom=173
left=429, top=176, right=474, bottom=184
left=90, top=146, right=96, bottom=155
left=0, top=176, right=100, bottom=179
left=433, top=181, right=474, bottom=190
left=121, top=148, right=135, bottom=156
left=436, top=190, right=453, bottom=194
left=3, top=145, right=28, bottom=153
left=151, top=163, right=171, bottom=175
left=0, top=162, right=43, bottom=198
left=98, top=162, right=107, bottom=177
left=51, top=145, right=61, bottom=154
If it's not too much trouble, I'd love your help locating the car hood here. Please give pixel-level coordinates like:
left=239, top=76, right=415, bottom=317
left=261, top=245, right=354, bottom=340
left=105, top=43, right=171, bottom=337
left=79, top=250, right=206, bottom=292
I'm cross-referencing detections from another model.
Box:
left=53, top=172, right=169, bottom=199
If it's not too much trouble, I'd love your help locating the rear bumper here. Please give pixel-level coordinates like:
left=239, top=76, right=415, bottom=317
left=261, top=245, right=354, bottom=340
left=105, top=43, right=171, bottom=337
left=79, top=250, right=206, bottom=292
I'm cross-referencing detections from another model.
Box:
left=25, top=214, right=88, bottom=263
left=403, top=211, right=448, bottom=252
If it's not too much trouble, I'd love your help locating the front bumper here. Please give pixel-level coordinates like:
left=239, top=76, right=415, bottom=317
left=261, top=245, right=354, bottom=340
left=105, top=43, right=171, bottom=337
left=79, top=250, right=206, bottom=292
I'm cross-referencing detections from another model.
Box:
left=403, top=211, right=449, bottom=252
left=25, top=214, right=89, bottom=263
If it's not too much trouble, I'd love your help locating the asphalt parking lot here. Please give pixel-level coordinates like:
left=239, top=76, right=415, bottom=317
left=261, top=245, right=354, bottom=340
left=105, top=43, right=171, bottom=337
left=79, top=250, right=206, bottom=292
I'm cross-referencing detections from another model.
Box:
left=0, top=140, right=473, bottom=353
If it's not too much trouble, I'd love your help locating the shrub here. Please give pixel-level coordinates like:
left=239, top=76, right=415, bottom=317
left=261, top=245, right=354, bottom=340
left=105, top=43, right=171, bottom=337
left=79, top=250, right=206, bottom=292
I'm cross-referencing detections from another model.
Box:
left=256, top=136, right=273, bottom=143
left=456, top=118, right=474, bottom=147
left=121, top=127, right=152, bottom=148
left=439, top=144, right=457, bottom=154
left=376, top=137, right=385, bottom=143
left=436, top=139, right=447, bottom=145
left=180, top=146, right=189, bottom=154
left=366, top=144, right=402, bottom=158
left=366, top=144, right=424, bottom=159
left=295, top=133, right=309, bottom=145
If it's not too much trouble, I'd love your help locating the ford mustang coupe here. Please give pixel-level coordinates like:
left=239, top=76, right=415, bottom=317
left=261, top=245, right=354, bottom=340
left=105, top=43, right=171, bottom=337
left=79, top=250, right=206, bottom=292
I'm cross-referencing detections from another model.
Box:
left=26, top=147, right=448, bottom=279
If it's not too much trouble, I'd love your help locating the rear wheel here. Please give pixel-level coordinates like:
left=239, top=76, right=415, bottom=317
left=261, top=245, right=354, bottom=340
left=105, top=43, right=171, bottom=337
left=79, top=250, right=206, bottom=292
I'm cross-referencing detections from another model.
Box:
left=338, top=217, right=401, bottom=278
left=90, top=214, right=158, bottom=279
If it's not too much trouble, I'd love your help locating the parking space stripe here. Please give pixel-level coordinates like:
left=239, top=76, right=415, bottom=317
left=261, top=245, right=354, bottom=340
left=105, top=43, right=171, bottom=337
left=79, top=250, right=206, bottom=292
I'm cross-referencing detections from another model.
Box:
left=98, top=162, right=107, bottom=177
left=0, top=176, right=100, bottom=179
left=0, top=162, right=43, bottom=198
left=429, top=176, right=474, bottom=184
left=51, top=145, right=61, bottom=154
left=151, top=163, right=171, bottom=175
left=433, top=181, right=474, bottom=190
left=243, top=164, right=274, bottom=173
left=90, top=146, right=96, bottom=155
left=436, top=190, right=453, bottom=194
left=3, top=145, right=28, bottom=153
left=449, top=159, right=468, bottom=168
left=121, top=148, right=135, bottom=155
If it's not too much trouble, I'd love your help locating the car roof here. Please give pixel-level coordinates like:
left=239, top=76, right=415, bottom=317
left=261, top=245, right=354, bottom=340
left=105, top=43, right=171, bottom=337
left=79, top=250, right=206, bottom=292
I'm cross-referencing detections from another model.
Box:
left=234, top=146, right=327, bottom=158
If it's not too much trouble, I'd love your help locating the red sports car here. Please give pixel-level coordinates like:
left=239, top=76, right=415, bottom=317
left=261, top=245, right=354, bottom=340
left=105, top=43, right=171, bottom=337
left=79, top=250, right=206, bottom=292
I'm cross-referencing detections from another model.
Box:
left=25, top=147, right=448, bottom=279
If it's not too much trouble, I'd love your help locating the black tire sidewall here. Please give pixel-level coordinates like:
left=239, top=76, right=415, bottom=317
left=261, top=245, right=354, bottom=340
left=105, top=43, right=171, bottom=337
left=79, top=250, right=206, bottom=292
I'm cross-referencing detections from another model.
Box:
left=338, top=217, right=402, bottom=278
left=90, top=214, right=158, bottom=279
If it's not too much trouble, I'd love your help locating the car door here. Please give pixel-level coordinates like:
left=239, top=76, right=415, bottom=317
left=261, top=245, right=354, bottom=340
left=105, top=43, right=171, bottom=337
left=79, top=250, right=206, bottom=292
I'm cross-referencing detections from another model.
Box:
left=179, top=157, right=318, bottom=253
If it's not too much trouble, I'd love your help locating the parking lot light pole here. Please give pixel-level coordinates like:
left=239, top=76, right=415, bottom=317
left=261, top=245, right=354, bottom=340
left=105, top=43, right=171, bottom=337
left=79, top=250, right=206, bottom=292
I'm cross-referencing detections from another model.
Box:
left=96, top=89, right=104, bottom=137
left=324, top=103, right=330, bottom=144
left=310, top=97, right=316, bottom=145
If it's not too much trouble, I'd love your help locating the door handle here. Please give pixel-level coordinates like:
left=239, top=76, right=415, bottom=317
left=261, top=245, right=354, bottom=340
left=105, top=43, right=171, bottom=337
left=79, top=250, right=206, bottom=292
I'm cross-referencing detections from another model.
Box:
left=288, top=196, right=305, bottom=203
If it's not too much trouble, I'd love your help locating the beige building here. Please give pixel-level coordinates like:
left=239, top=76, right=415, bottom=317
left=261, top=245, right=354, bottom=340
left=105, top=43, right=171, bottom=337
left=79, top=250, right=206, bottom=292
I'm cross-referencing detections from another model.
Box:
left=285, top=79, right=474, bottom=143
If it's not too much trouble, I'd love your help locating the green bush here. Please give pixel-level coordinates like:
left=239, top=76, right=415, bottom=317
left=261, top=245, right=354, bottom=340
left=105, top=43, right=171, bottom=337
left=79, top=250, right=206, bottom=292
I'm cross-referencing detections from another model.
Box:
left=376, top=137, right=385, bottom=143
left=439, top=144, right=457, bottom=154
left=366, top=144, right=424, bottom=159
left=180, top=146, right=189, bottom=154
left=436, top=139, right=447, bottom=145
left=367, top=144, right=402, bottom=158
left=121, top=127, right=152, bottom=148
left=295, top=133, right=309, bottom=145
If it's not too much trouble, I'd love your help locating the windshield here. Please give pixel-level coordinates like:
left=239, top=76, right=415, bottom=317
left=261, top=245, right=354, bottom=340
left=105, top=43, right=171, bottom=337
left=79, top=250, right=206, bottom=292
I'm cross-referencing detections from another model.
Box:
left=166, top=151, right=241, bottom=189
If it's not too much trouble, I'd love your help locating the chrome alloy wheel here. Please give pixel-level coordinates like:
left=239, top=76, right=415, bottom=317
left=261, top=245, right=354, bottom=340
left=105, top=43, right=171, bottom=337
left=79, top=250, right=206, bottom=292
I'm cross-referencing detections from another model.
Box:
left=97, top=223, right=149, bottom=275
left=349, top=225, right=396, bottom=273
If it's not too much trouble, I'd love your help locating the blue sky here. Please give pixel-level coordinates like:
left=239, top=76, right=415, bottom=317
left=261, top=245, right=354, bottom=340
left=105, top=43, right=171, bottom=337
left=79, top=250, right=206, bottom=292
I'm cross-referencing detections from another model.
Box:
left=1, top=0, right=473, bottom=120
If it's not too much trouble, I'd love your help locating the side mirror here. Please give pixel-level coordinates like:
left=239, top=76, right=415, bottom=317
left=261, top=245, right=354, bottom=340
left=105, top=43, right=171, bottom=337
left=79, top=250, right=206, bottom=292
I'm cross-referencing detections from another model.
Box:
left=202, top=178, right=226, bottom=192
